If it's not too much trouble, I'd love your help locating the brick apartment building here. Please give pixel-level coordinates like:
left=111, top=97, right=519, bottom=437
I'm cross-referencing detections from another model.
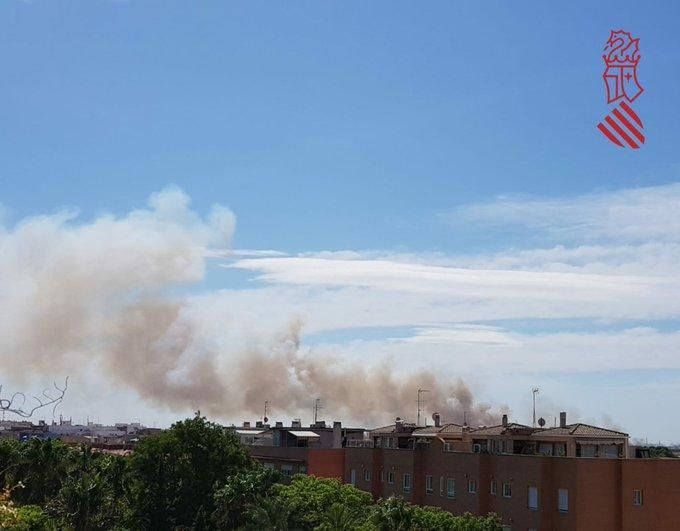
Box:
left=239, top=414, right=680, bottom=531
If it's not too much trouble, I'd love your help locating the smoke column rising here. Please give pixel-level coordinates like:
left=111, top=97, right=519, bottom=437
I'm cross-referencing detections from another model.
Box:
left=0, top=188, right=503, bottom=426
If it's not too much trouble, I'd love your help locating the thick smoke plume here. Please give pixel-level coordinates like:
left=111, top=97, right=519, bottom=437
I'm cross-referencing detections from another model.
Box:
left=0, top=188, right=503, bottom=426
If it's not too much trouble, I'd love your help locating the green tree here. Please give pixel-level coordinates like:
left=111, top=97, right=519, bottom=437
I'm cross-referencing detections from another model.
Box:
left=371, top=497, right=415, bottom=531
left=246, top=496, right=292, bottom=531
left=275, top=475, right=373, bottom=530
left=128, top=414, right=252, bottom=530
left=11, top=439, right=74, bottom=505
left=211, top=465, right=280, bottom=529
left=316, top=502, right=365, bottom=530
left=372, top=497, right=502, bottom=531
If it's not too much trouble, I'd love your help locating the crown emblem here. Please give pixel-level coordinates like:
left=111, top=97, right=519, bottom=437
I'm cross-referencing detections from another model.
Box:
left=603, top=30, right=641, bottom=67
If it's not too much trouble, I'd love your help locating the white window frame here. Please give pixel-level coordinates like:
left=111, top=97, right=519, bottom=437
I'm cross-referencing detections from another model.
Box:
left=439, top=476, right=445, bottom=496
left=364, top=469, right=371, bottom=482
left=282, top=464, right=294, bottom=477
left=425, top=475, right=433, bottom=495
left=558, top=488, right=569, bottom=513
left=633, top=489, right=643, bottom=506
left=468, top=479, right=477, bottom=494
left=447, top=478, right=456, bottom=499
left=349, top=468, right=356, bottom=486
left=380, top=470, right=385, bottom=483
left=528, top=486, right=538, bottom=510
left=502, top=482, right=512, bottom=498
left=387, top=471, right=395, bottom=485
left=490, top=480, right=497, bottom=495
left=403, top=473, right=412, bottom=493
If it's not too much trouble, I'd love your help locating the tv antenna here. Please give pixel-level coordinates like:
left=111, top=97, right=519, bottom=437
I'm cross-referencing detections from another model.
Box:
left=313, top=397, right=323, bottom=424
left=532, top=387, right=540, bottom=427
left=417, top=388, right=430, bottom=427
left=263, top=400, right=269, bottom=424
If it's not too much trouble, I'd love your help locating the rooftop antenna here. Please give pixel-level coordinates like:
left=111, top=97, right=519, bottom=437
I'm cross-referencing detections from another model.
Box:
left=532, top=387, right=540, bottom=427
left=463, top=411, right=468, bottom=427
left=263, top=400, right=269, bottom=423
left=313, top=398, right=323, bottom=424
left=417, top=388, right=430, bottom=427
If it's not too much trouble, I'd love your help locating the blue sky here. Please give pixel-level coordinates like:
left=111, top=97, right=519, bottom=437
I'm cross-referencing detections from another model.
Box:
left=2, top=1, right=680, bottom=441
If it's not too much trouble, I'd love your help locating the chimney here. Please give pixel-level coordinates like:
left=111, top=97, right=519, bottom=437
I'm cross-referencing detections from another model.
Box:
left=243, top=421, right=250, bottom=429
left=433, top=412, right=441, bottom=427
left=332, top=421, right=342, bottom=448
left=275, top=421, right=283, bottom=428
left=395, top=417, right=404, bottom=432
left=559, top=412, right=567, bottom=428
left=292, top=419, right=302, bottom=428
left=255, top=421, right=263, bottom=428
left=502, top=414, right=508, bottom=427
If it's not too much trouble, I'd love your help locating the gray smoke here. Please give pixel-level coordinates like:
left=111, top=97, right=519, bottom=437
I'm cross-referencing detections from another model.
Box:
left=0, top=187, right=503, bottom=426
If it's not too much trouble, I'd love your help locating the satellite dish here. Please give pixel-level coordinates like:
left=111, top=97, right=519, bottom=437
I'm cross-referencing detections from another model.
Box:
left=538, top=417, right=546, bottom=427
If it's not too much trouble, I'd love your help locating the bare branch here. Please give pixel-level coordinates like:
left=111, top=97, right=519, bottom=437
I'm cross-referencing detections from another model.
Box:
left=0, top=378, right=69, bottom=418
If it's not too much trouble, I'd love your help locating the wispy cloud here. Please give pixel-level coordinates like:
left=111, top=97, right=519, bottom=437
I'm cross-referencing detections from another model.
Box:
left=441, top=182, right=680, bottom=243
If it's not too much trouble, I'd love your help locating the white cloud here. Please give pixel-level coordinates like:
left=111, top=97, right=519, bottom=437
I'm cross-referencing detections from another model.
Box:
left=442, top=182, right=680, bottom=242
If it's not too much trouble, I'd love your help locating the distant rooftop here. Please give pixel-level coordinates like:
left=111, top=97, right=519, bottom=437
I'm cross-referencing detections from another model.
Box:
left=470, top=423, right=534, bottom=436
left=413, top=423, right=465, bottom=437
left=537, top=423, right=628, bottom=438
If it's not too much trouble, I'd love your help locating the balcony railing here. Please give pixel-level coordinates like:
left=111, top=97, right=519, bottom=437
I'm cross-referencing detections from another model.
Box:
left=346, top=439, right=374, bottom=448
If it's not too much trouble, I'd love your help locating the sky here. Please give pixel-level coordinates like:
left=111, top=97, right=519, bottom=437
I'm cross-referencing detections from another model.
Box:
left=1, top=1, right=680, bottom=442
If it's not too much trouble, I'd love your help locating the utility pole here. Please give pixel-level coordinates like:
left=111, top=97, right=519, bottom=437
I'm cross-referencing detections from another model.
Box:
left=313, top=398, right=323, bottom=424
left=417, top=389, right=430, bottom=427
left=532, top=387, right=540, bottom=428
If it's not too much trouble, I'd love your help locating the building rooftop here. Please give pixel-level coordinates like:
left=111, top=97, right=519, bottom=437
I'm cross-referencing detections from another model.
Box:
left=370, top=422, right=417, bottom=435
left=470, top=423, right=534, bottom=436
left=537, top=423, right=628, bottom=438
left=413, top=423, right=465, bottom=437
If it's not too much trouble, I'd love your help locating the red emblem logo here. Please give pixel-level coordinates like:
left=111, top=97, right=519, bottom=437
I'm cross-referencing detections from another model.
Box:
left=597, top=30, right=645, bottom=149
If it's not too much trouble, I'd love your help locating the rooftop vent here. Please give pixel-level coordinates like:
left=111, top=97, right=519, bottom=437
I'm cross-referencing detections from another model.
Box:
left=291, top=419, right=302, bottom=428
left=243, top=421, right=251, bottom=429
left=560, top=411, right=567, bottom=428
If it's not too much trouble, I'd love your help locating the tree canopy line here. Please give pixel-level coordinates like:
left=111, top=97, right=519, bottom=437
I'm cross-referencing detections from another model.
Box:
left=0, top=415, right=502, bottom=530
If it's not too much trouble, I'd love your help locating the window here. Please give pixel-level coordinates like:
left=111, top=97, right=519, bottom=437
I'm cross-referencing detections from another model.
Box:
left=439, top=476, right=445, bottom=496
left=425, top=475, right=433, bottom=494
left=364, top=469, right=371, bottom=482
left=490, top=480, right=497, bottom=495
left=447, top=478, right=456, bottom=499
left=299, top=465, right=307, bottom=475
left=380, top=470, right=385, bottom=483
left=468, top=479, right=477, bottom=494
left=633, top=489, right=643, bottom=506
left=387, top=471, right=395, bottom=484
left=403, top=473, right=412, bottom=493
left=528, top=486, right=538, bottom=510
left=349, top=469, right=356, bottom=486
left=263, top=462, right=275, bottom=470
left=558, top=488, right=569, bottom=513
left=443, top=442, right=452, bottom=452
left=282, top=464, right=294, bottom=477
left=502, top=483, right=512, bottom=498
